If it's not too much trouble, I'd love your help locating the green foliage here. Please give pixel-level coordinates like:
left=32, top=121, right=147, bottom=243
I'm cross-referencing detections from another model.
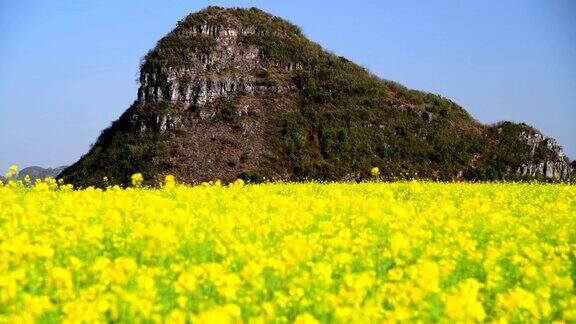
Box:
left=270, top=45, right=486, bottom=181
left=60, top=132, right=173, bottom=188
left=144, top=34, right=217, bottom=68
left=464, top=122, right=539, bottom=181
left=59, top=103, right=175, bottom=187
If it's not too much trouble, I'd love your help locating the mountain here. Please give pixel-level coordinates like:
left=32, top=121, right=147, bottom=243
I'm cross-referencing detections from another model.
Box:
left=59, top=7, right=573, bottom=187
left=1, top=166, right=67, bottom=183
left=19, top=166, right=67, bottom=181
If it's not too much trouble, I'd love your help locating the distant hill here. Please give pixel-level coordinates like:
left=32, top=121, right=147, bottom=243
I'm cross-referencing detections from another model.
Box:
left=19, top=166, right=67, bottom=181
left=59, top=7, right=573, bottom=187
left=1, top=166, right=67, bottom=183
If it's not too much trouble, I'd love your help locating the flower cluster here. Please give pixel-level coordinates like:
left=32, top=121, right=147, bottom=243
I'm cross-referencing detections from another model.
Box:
left=0, top=176, right=574, bottom=322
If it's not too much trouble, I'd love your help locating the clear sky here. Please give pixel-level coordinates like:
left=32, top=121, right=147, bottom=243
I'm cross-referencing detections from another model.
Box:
left=1, top=0, right=575, bottom=172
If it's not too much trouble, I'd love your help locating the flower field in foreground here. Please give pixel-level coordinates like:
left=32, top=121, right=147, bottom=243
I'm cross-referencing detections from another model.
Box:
left=0, top=179, right=575, bottom=323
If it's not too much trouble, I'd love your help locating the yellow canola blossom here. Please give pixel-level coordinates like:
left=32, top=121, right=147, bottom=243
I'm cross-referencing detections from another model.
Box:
left=0, top=176, right=575, bottom=323
left=131, top=172, right=144, bottom=187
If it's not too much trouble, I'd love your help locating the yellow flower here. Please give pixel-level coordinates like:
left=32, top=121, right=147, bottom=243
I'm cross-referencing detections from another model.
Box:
left=24, top=294, right=54, bottom=318
left=177, top=296, right=187, bottom=309
left=5, top=164, right=18, bottom=178
left=164, top=174, right=176, bottom=188
left=445, top=279, right=486, bottom=322
left=371, top=167, right=380, bottom=177
left=131, top=173, right=143, bottom=187
left=390, top=233, right=410, bottom=257
left=0, top=179, right=574, bottom=322
left=294, top=312, right=319, bottom=324
left=175, top=273, right=197, bottom=294
left=35, top=181, right=50, bottom=191
left=49, top=267, right=74, bottom=291
left=166, top=309, right=187, bottom=324
left=232, top=178, right=244, bottom=187
left=194, top=304, right=242, bottom=324
left=0, top=275, right=18, bottom=302
left=497, top=287, right=539, bottom=318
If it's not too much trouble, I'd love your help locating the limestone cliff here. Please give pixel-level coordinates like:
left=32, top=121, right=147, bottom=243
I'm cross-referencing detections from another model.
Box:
left=516, top=128, right=572, bottom=180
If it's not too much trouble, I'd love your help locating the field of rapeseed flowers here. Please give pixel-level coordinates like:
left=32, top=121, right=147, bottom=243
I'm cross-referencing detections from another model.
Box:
left=0, top=168, right=575, bottom=323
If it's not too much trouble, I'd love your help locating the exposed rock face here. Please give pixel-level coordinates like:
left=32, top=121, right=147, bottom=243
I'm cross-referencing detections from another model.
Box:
left=138, top=68, right=286, bottom=106
left=58, top=7, right=573, bottom=187
left=137, top=23, right=291, bottom=107
left=516, top=130, right=572, bottom=180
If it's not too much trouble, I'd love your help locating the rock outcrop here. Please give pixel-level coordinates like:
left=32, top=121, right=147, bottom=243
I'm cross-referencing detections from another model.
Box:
left=136, top=18, right=295, bottom=107
left=58, top=7, right=572, bottom=187
left=516, top=130, right=572, bottom=180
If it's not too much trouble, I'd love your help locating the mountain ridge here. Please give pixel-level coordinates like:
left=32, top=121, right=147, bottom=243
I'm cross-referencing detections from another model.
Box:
left=58, top=6, right=573, bottom=187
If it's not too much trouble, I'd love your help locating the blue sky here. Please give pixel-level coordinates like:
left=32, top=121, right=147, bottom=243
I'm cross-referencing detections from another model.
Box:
left=0, top=0, right=575, bottom=171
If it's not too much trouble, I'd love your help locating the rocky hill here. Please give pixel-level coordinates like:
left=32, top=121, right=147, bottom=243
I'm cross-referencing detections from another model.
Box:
left=59, top=7, right=573, bottom=187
